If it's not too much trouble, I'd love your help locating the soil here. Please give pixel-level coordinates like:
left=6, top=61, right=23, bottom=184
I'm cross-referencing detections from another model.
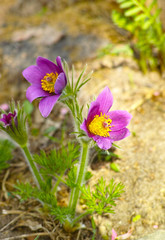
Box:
left=0, top=0, right=165, bottom=240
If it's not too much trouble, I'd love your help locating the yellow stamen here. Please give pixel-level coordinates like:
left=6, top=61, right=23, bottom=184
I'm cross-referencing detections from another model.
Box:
left=41, top=72, right=58, bottom=93
left=88, top=113, right=112, bottom=137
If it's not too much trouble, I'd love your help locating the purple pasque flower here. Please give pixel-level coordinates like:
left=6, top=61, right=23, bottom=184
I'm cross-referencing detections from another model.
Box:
left=22, top=56, right=67, bottom=118
left=0, top=111, right=17, bottom=128
left=80, top=87, right=132, bottom=150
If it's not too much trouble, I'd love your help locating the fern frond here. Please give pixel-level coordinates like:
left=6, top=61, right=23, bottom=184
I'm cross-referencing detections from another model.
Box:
left=111, top=0, right=165, bottom=72
left=15, top=182, right=57, bottom=207
left=34, top=143, right=79, bottom=176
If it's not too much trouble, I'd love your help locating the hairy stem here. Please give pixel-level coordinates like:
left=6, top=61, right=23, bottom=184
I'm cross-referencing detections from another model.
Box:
left=72, top=211, right=90, bottom=226
left=21, top=145, right=43, bottom=189
left=69, top=140, right=89, bottom=216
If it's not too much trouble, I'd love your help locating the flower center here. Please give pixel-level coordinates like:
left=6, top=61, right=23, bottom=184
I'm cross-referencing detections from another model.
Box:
left=41, top=72, right=58, bottom=93
left=88, top=113, right=112, bottom=137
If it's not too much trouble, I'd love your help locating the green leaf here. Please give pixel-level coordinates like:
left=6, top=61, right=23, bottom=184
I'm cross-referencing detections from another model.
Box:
left=80, top=177, right=124, bottom=215
left=153, top=8, right=161, bottom=20
left=111, top=0, right=165, bottom=72
left=112, top=143, right=121, bottom=149
left=34, top=236, right=39, bottom=240
left=14, top=182, right=57, bottom=207
left=23, top=100, right=34, bottom=115
left=43, top=126, right=57, bottom=135
left=142, top=20, right=152, bottom=30
left=110, top=44, right=133, bottom=57
left=0, top=139, right=15, bottom=172
left=50, top=206, right=72, bottom=224
left=125, top=7, right=142, bottom=17
left=132, top=214, right=141, bottom=222
left=74, top=65, right=87, bottom=93
left=120, top=2, right=134, bottom=9
left=148, top=0, right=157, bottom=11
left=34, top=143, right=79, bottom=176
left=66, top=165, right=78, bottom=188
left=85, top=171, right=93, bottom=181
left=134, top=13, right=147, bottom=22
left=110, top=163, right=120, bottom=172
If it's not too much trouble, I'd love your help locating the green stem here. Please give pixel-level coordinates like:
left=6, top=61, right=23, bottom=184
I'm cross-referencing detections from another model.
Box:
left=72, top=211, right=90, bottom=226
left=70, top=141, right=89, bottom=216
left=21, top=145, right=43, bottom=189
left=52, top=173, right=66, bottom=195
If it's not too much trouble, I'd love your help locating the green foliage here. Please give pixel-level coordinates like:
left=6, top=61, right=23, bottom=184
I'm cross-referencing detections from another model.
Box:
left=33, top=143, right=80, bottom=193
left=112, top=0, right=165, bottom=72
left=61, top=61, right=92, bottom=134
left=15, top=182, right=57, bottom=207
left=110, top=162, right=120, bottom=172
left=50, top=206, right=72, bottom=224
left=95, top=146, right=120, bottom=162
left=33, top=143, right=79, bottom=176
left=34, top=236, right=39, bottom=240
left=15, top=181, right=72, bottom=224
left=0, top=139, right=14, bottom=172
left=80, top=177, right=124, bottom=215
left=132, top=214, right=141, bottom=222
left=15, top=182, right=36, bottom=201
left=85, top=171, right=93, bottom=181
left=23, top=99, right=33, bottom=124
left=66, top=165, right=78, bottom=188
left=23, top=100, right=34, bottom=116
left=98, top=43, right=133, bottom=58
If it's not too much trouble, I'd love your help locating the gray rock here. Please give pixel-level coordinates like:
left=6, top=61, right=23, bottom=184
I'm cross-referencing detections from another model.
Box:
left=137, top=230, right=165, bottom=240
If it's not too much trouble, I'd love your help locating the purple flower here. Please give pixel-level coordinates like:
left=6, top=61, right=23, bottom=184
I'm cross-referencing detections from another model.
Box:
left=0, top=111, right=17, bottom=128
left=80, top=87, right=132, bottom=150
left=22, top=56, right=67, bottom=118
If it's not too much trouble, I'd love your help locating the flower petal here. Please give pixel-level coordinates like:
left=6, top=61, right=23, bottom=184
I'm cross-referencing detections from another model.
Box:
left=86, top=101, right=100, bottom=124
left=26, top=85, right=50, bottom=102
left=36, top=56, right=59, bottom=74
left=108, top=110, right=132, bottom=131
left=96, top=87, right=113, bottom=114
left=22, top=65, right=44, bottom=84
left=56, top=56, right=64, bottom=72
left=80, top=119, right=88, bottom=133
left=54, top=72, right=66, bottom=94
left=39, top=95, right=60, bottom=118
left=0, top=115, right=7, bottom=124
left=80, top=119, right=94, bottom=138
left=111, top=229, right=118, bottom=240
left=109, top=128, right=130, bottom=141
left=93, top=135, right=112, bottom=150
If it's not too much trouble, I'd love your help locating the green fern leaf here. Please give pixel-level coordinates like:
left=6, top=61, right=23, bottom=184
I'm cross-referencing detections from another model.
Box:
left=135, top=13, right=147, bottom=22
left=120, top=2, right=135, bottom=9
left=142, top=20, right=152, bottom=30
left=125, top=7, right=142, bottom=17
left=148, top=0, right=157, bottom=11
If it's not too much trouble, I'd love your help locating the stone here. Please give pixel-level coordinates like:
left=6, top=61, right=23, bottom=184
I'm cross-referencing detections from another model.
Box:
left=137, top=230, right=165, bottom=240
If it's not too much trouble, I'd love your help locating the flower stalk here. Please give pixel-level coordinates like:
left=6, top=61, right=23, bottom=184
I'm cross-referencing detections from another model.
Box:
left=69, top=140, right=89, bottom=216
left=21, top=145, right=43, bottom=189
